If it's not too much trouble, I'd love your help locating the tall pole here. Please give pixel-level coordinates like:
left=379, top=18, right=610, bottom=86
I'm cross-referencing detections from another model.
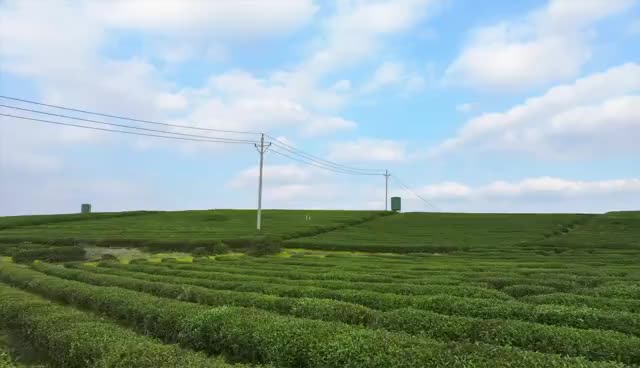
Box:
left=255, top=133, right=270, bottom=231
left=384, top=170, right=390, bottom=211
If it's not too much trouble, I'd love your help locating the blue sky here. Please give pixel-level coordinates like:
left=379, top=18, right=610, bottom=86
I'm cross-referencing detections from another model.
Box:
left=1, top=0, right=639, bottom=215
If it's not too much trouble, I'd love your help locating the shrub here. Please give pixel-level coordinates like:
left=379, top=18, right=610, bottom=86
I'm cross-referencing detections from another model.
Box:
left=0, top=263, right=619, bottom=368
left=100, top=254, right=118, bottom=262
left=192, top=247, right=211, bottom=257
left=12, top=246, right=85, bottom=263
left=0, top=284, right=234, bottom=368
left=502, top=285, right=557, bottom=297
left=211, top=242, right=230, bottom=255
left=245, top=236, right=283, bottom=257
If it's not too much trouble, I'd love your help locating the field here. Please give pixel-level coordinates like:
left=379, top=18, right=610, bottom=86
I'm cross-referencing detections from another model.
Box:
left=0, top=210, right=638, bottom=367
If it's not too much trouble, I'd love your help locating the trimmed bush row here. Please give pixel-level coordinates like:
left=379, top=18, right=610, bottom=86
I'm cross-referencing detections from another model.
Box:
left=0, top=264, right=623, bottom=368
left=577, top=284, right=640, bottom=300
left=502, top=285, right=558, bottom=297
left=116, top=262, right=511, bottom=300
left=88, top=263, right=640, bottom=336
left=285, top=240, right=463, bottom=253
left=12, top=246, right=85, bottom=263
left=158, top=260, right=628, bottom=293
left=522, top=293, right=640, bottom=314
left=209, top=258, right=633, bottom=288
left=34, top=263, right=375, bottom=326
left=96, top=263, right=512, bottom=308
left=38, top=263, right=640, bottom=364
left=0, top=284, right=237, bottom=368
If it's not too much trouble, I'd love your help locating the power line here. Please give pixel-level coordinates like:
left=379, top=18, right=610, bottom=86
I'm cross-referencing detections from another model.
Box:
left=266, top=134, right=384, bottom=174
left=0, top=113, right=258, bottom=145
left=0, top=104, right=259, bottom=144
left=392, top=175, right=439, bottom=210
left=269, top=148, right=384, bottom=176
left=0, top=95, right=261, bottom=135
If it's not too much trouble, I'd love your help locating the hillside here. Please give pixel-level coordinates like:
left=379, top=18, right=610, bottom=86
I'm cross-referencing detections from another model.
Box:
left=1, top=210, right=637, bottom=253
left=0, top=209, right=638, bottom=367
left=0, top=209, right=387, bottom=249
left=287, top=212, right=593, bottom=253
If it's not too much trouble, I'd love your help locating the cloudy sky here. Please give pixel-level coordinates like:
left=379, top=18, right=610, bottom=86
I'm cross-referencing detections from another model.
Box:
left=1, top=0, right=638, bottom=215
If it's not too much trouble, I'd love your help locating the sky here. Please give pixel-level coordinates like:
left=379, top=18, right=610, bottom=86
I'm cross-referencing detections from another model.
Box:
left=0, top=0, right=639, bottom=215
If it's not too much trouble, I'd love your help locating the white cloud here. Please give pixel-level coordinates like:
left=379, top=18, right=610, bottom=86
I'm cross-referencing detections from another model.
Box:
left=91, top=0, right=318, bottom=38
left=300, top=0, right=442, bottom=78
left=303, top=117, right=357, bottom=137
left=403, top=177, right=640, bottom=213
left=445, top=0, right=634, bottom=90
left=431, top=63, right=640, bottom=158
left=229, top=164, right=328, bottom=188
left=362, top=61, right=426, bottom=94
left=456, top=103, right=475, bottom=113
left=328, top=138, right=407, bottom=162
left=180, top=70, right=356, bottom=137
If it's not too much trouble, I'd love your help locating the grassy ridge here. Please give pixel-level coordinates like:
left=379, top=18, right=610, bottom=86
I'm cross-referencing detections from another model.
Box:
left=286, top=212, right=590, bottom=252
left=0, top=210, right=388, bottom=248
left=531, top=211, right=640, bottom=249
left=0, top=264, right=624, bottom=368
left=0, top=211, right=155, bottom=231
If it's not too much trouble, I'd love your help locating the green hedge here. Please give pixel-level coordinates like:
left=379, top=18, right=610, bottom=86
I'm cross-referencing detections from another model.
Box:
left=39, top=263, right=640, bottom=364
left=522, top=293, right=640, bottom=314
left=181, top=306, right=623, bottom=368
left=577, top=284, right=640, bottom=299
left=99, top=261, right=500, bottom=299
left=0, top=264, right=623, bottom=368
left=34, top=263, right=374, bottom=326
left=122, top=261, right=511, bottom=299
left=92, top=263, right=640, bottom=336
left=285, top=240, right=462, bottom=253
left=12, top=246, right=85, bottom=263
left=0, top=284, right=237, bottom=368
left=502, top=285, right=558, bottom=297
left=93, top=263, right=510, bottom=308
left=375, top=308, right=640, bottom=364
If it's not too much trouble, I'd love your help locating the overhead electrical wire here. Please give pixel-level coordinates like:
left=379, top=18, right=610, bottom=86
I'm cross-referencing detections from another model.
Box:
left=392, top=175, right=439, bottom=211
left=0, top=104, right=259, bottom=144
left=0, top=95, right=261, bottom=135
left=265, top=134, right=385, bottom=175
left=0, top=113, right=258, bottom=145
left=0, top=94, right=388, bottom=177
left=268, top=148, right=384, bottom=176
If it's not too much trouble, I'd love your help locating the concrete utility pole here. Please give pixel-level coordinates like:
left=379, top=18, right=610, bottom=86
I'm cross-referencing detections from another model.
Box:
left=384, top=169, right=391, bottom=211
left=255, top=133, right=271, bottom=231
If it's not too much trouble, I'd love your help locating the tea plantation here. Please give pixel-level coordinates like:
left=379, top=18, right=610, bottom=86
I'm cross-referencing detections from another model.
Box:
left=0, top=210, right=638, bottom=367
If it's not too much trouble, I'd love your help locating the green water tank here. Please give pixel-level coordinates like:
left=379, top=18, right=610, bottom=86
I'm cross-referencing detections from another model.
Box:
left=391, top=197, right=401, bottom=212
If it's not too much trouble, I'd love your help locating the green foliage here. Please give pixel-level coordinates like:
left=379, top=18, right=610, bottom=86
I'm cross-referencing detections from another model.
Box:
left=0, top=211, right=155, bottom=231
left=211, top=242, right=231, bottom=255
left=0, top=210, right=387, bottom=250
left=100, top=254, right=118, bottom=262
left=244, top=236, right=283, bottom=257
left=34, top=262, right=640, bottom=364
left=287, top=212, right=590, bottom=252
left=11, top=246, right=85, bottom=263
left=0, top=210, right=639, bottom=367
left=0, top=284, right=236, bottom=368
left=0, top=264, right=624, bottom=368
